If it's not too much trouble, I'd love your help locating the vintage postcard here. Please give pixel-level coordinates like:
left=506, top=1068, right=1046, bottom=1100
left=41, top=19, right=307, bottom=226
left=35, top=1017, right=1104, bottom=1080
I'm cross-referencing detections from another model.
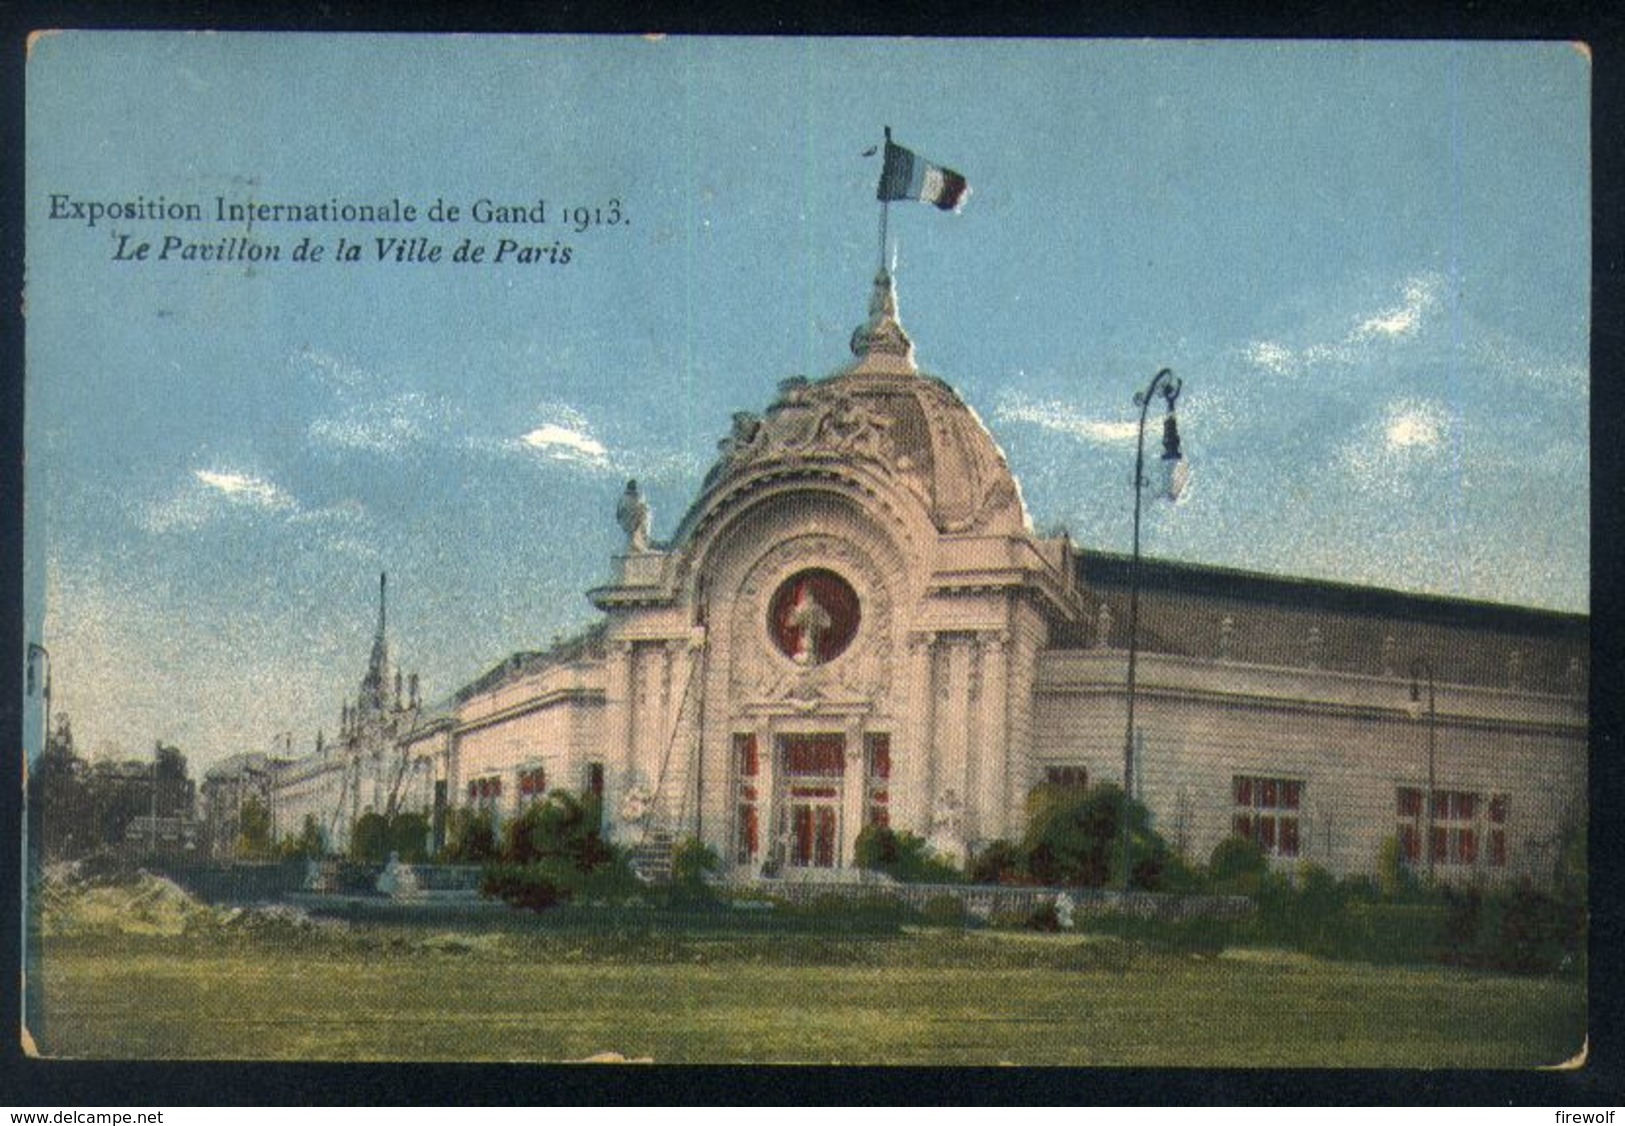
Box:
left=21, top=34, right=1589, bottom=1067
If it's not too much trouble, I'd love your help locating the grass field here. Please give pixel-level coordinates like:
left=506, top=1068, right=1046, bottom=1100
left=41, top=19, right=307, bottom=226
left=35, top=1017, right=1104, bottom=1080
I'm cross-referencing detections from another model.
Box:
left=31, top=924, right=1585, bottom=1066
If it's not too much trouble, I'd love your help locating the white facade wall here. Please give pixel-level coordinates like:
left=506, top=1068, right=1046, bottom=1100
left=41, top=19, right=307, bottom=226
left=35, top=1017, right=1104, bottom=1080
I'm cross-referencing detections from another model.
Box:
left=1034, top=649, right=1586, bottom=885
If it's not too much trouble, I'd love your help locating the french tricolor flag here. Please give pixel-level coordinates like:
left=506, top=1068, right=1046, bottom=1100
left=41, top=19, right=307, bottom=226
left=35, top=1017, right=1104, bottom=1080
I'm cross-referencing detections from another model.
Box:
left=877, top=136, right=970, bottom=212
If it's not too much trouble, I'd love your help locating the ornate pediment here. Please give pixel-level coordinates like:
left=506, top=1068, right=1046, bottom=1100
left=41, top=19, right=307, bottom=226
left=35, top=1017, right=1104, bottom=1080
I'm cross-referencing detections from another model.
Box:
left=711, top=380, right=898, bottom=483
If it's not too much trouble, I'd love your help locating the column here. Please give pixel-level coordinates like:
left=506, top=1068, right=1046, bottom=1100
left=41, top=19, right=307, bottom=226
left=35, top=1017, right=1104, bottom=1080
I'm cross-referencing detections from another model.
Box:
left=841, top=717, right=866, bottom=868
left=978, top=630, right=1011, bottom=843
left=603, top=639, right=633, bottom=842
left=964, top=638, right=985, bottom=843
left=899, top=631, right=937, bottom=835
left=756, top=718, right=777, bottom=876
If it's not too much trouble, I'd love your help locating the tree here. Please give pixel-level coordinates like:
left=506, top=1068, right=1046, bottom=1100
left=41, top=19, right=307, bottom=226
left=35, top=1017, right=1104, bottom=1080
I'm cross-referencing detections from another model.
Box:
left=350, top=811, right=391, bottom=863
left=279, top=813, right=327, bottom=859
left=236, top=795, right=274, bottom=859
left=31, top=714, right=93, bottom=860
left=153, top=743, right=194, bottom=818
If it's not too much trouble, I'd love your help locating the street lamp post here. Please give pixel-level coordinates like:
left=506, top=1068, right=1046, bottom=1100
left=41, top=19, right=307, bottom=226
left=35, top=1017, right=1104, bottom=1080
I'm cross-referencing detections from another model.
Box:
left=1409, top=657, right=1438, bottom=884
left=1120, top=368, right=1187, bottom=893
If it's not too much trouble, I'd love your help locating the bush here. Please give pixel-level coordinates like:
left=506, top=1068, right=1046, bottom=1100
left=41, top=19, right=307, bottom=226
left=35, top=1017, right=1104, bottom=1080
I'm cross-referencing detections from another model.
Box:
left=480, top=790, right=628, bottom=913
left=349, top=811, right=429, bottom=863
left=278, top=814, right=327, bottom=860
left=853, top=825, right=963, bottom=884
left=500, top=790, right=611, bottom=870
left=1207, top=836, right=1267, bottom=896
left=1021, top=783, right=1175, bottom=890
left=670, top=837, right=722, bottom=906
left=969, top=839, right=1026, bottom=885
left=441, top=809, right=497, bottom=863
left=349, top=812, right=391, bottom=864
left=1435, top=885, right=1584, bottom=976
left=482, top=862, right=569, bottom=912
left=1375, top=835, right=1419, bottom=901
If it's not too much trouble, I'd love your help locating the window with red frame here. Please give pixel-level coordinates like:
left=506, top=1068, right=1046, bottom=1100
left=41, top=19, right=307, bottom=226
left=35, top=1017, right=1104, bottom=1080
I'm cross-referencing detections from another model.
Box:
left=734, top=733, right=759, bottom=864
left=782, top=734, right=845, bottom=777
left=1232, top=775, right=1302, bottom=857
left=468, top=775, right=503, bottom=812
left=1045, top=765, right=1088, bottom=790
left=1488, top=794, right=1509, bottom=868
left=517, top=766, right=547, bottom=801
left=865, top=733, right=891, bottom=828
left=1397, top=787, right=1503, bottom=867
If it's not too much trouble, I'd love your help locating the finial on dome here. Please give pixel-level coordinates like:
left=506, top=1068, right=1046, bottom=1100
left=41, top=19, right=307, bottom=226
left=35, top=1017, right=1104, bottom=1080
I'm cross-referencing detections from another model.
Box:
left=847, top=268, right=917, bottom=375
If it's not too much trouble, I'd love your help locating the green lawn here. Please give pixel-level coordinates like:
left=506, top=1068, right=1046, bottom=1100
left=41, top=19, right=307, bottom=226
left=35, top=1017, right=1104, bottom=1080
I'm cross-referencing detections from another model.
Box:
left=31, top=927, right=1585, bottom=1066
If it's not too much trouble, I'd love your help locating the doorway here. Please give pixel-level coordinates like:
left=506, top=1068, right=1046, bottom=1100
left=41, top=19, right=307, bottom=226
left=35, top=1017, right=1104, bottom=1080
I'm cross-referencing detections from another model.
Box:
left=779, top=733, right=845, bottom=869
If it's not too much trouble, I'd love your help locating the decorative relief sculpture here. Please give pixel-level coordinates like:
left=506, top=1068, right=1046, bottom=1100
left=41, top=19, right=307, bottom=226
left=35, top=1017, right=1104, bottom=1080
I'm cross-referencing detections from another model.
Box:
left=730, top=535, right=892, bottom=707
left=783, top=583, right=833, bottom=666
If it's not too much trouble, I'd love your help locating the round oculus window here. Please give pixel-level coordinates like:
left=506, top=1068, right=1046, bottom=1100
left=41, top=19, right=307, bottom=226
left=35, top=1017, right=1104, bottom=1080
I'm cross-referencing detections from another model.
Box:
left=767, top=568, right=861, bottom=666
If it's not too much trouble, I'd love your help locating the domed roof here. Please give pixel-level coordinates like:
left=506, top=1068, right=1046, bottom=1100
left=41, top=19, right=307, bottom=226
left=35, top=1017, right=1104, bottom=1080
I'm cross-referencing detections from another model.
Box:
left=676, top=271, right=1029, bottom=541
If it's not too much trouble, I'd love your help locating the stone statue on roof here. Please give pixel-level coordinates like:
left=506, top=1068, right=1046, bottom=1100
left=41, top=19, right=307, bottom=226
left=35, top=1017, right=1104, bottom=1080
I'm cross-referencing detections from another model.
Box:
left=616, top=478, right=652, bottom=553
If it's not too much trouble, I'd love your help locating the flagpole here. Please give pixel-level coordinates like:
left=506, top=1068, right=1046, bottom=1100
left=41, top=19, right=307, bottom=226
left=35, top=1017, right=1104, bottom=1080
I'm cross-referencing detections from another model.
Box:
left=877, top=126, right=892, bottom=275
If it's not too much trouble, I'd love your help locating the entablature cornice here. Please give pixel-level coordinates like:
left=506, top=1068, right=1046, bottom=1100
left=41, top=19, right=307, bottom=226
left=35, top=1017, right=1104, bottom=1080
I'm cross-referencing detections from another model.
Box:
left=452, top=685, right=607, bottom=737
left=1038, top=649, right=1587, bottom=736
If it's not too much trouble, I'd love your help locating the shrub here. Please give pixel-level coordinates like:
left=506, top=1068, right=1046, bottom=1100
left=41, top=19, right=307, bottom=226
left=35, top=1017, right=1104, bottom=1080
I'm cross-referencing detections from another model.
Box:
left=500, top=790, right=611, bottom=870
left=1022, top=783, right=1175, bottom=890
left=278, top=814, right=327, bottom=860
left=236, top=797, right=275, bottom=860
left=1207, top=835, right=1267, bottom=895
left=441, top=809, right=497, bottom=863
left=670, top=837, right=722, bottom=906
left=853, top=825, right=963, bottom=884
left=969, top=839, right=1026, bottom=885
left=1375, top=835, right=1418, bottom=901
left=349, top=811, right=429, bottom=863
left=1435, top=885, right=1584, bottom=976
left=482, top=862, right=569, bottom=912
left=481, top=790, right=628, bottom=912
left=349, top=812, right=391, bottom=864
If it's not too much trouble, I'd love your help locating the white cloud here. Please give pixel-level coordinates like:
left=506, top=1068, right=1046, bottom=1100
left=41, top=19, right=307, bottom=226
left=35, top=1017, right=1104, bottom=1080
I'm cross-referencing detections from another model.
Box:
left=194, top=468, right=294, bottom=509
left=1354, top=274, right=1441, bottom=340
left=993, top=391, right=1140, bottom=445
left=1384, top=406, right=1443, bottom=451
left=309, top=392, right=434, bottom=454
left=1336, top=398, right=1452, bottom=497
left=140, top=466, right=375, bottom=564
left=1242, top=272, right=1448, bottom=377
left=141, top=467, right=296, bottom=533
left=521, top=423, right=610, bottom=462
left=1245, top=340, right=1297, bottom=376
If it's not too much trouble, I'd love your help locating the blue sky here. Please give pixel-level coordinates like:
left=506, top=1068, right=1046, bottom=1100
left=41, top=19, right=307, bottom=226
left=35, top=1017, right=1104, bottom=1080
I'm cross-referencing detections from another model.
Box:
left=25, top=35, right=1590, bottom=767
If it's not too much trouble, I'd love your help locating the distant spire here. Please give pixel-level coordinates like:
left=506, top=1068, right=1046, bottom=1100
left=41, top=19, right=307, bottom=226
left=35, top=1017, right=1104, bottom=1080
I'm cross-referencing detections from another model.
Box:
left=846, top=268, right=917, bottom=375
left=360, top=572, right=391, bottom=715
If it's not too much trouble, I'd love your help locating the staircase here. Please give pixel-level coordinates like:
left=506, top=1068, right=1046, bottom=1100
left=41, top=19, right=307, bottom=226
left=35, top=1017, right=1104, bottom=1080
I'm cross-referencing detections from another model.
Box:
left=627, top=828, right=676, bottom=885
